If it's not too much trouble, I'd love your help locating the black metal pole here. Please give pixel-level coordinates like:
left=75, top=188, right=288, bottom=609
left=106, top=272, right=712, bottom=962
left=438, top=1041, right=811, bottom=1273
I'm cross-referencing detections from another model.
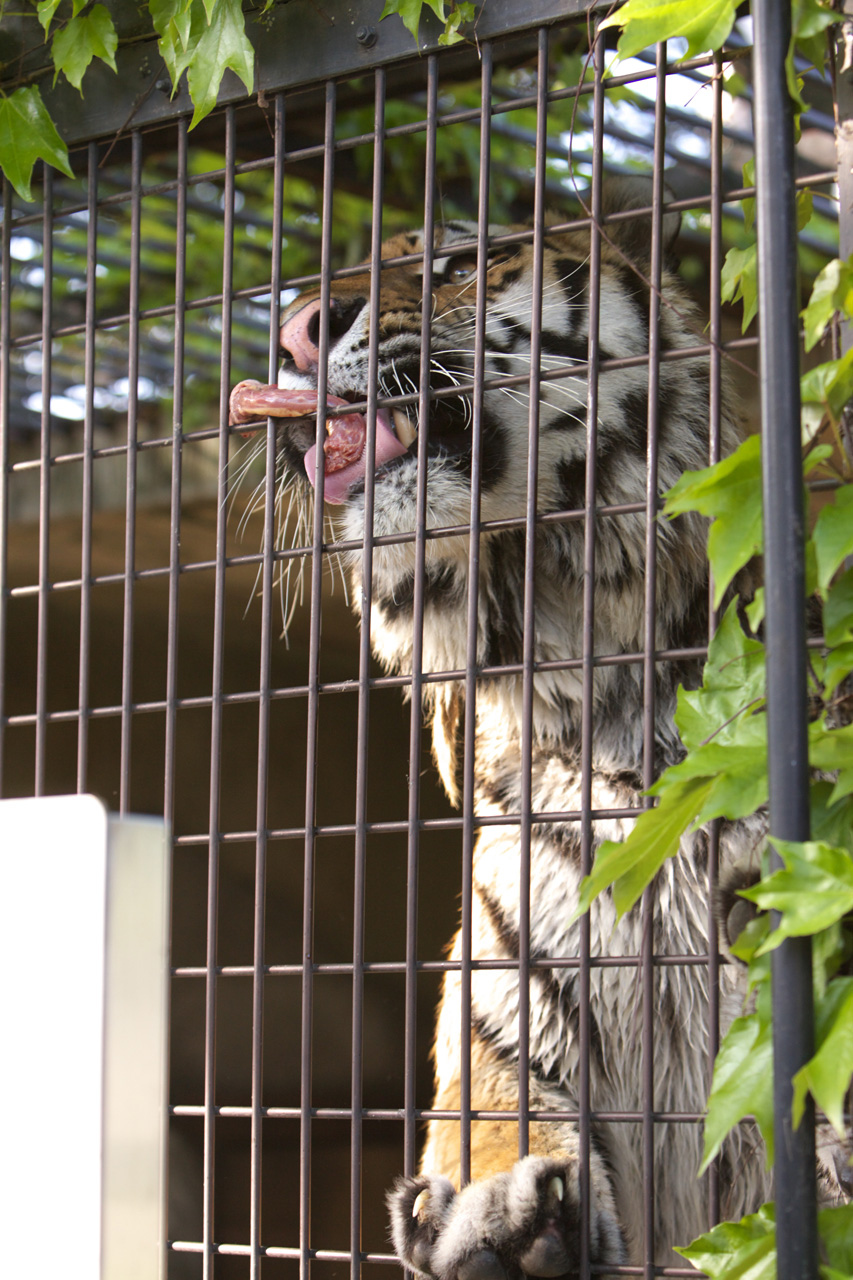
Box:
left=751, top=5, right=817, bottom=1278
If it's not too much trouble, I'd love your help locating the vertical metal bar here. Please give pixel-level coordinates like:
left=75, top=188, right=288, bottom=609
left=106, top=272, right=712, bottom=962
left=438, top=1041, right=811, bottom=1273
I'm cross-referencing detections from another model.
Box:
left=35, top=166, right=54, bottom=797
left=404, top=53, right=439, bottom=1183
left=640, top=43, right=668, bottom=1279
left=0, top=177, right=10, bottom=796
left=120, top=130, right=142, bottom=815
left=165, top=117, right=188, bottom=829
left=204, top=103, right=238, bottom=1280
left=249, top=92, right=285, bottom=1280
left=705, top=51, right=724, bottom=1231
left=579, top=27, right=606, bottom=1280
left=300, top=79, right=337, bottom=1280
left=517, top=26, right=549, bottom=1163
left=78, top=142, right=99, bottom=793
left=751, top=5, right=817, bottom=1278
left=459, top=41, right=493, bottom=1187
left=349, top=67, right=386, bottom=1280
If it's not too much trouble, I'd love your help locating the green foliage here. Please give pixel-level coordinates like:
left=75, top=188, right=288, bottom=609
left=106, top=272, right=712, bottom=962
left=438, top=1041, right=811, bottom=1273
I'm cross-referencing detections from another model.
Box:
left=720, top=242, right=758, bottom=330
left=379, top=0, right=475, bottom=46
left=676, top=1204, right=777, bottom=1280
left=50, top=4, right=118, bottom=92
left=739, top=840, right=853, bottom=951
left=0, top=0, right=483, bottom=202
left=801, top=256, right=853, bottom=352
left=793, top=977, right=853, bottom=1134
left=574, top=603, right=770, bottom=921
left=597, top=0, right=737, bottom=62
left=664, top=436, right=762, bottom=607
left=583, top=16, right=853, bottom=1275
left=0, top=84, right=74, bottom=201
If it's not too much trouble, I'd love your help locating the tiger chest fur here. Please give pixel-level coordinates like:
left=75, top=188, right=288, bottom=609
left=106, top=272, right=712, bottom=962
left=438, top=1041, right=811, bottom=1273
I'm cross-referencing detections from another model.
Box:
left=230, top=182, right=774, bottom=1269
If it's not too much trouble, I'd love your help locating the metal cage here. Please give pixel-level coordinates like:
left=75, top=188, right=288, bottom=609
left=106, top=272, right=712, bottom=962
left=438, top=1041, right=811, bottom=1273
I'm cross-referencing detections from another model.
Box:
left=0, top=1, right=839, bottom=1277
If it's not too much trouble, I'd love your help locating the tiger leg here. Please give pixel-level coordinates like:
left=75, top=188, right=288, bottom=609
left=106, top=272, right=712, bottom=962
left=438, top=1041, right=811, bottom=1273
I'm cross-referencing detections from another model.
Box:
left=388, top=1032, right=625, bottom=1280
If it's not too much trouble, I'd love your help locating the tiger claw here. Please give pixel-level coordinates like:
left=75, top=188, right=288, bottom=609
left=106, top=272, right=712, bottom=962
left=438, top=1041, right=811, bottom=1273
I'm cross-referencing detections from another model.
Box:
left=413, top=1189, right=430, bottom=1219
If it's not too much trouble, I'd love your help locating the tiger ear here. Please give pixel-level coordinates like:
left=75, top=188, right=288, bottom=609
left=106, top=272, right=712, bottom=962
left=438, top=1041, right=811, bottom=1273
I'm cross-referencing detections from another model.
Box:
left=431, top=684, right=462, bottom=808
left=599, top=176, right=681, bottom=261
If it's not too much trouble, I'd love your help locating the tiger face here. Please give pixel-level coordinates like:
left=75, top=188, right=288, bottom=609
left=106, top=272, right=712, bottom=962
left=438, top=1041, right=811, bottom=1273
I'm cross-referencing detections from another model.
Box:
left=233, top=188, right=714, bottom=561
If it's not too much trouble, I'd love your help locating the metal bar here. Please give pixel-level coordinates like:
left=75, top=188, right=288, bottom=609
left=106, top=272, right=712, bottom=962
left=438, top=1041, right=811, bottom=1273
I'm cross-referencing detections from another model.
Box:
left=119, top=130, right=142, bottom=815
left=164, top=116, right=188, bottom=828
left=705, top=50, right=724, bottom=1232
left=516, top=24, right=549, bottom=1163
left=640, top=43, right=669, bottom=1278
left=300, top=78, right=338, bottom=1280
left=34, top=167, right=53, bottom=797
left=751, top=3, right=817, bottom=1277
left=203, top=103, right=238, bottom=1280
left=77, top=142, right=99, bottom=793
left=459, top=39, right=494, bottom=1187
left=349, top=66, right=387, bottom=1280
left=579, top=26, right=606, bottom=1280
left=404, top=51, right=439, bottom=1183
left=249, top=91, right=285, bottom=1280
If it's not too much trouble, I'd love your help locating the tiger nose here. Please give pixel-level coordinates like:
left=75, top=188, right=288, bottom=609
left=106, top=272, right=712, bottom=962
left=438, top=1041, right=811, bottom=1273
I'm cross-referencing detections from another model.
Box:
left=279, top=296, right=366, bottom=372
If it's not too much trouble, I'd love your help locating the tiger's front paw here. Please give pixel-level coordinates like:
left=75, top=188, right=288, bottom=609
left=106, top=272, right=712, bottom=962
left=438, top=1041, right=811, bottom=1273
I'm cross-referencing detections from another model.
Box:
left=388, top=1174, right=458, bottom=1277
left=387, top=1157, right=624, bottom=1280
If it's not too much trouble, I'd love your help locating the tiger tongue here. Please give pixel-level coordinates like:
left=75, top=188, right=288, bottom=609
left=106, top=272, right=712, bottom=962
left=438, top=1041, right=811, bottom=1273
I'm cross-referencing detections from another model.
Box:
left=304, top=409, right=408, bottom=503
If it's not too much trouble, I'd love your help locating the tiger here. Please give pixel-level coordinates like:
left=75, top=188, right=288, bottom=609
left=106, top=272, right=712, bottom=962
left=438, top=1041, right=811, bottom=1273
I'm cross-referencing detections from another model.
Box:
left=228, top=179, right=845, bottom=1274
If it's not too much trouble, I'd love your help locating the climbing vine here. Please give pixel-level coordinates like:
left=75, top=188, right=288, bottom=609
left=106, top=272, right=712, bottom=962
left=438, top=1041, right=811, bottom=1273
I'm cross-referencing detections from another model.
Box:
left=570, top=1, right=853, bottom=1276
left=0, top=0, right=473, bottom=202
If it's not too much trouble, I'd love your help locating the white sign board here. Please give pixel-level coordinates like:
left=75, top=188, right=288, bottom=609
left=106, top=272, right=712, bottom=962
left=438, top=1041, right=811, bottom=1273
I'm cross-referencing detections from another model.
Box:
left=0, top=795, right=170, bottom=1280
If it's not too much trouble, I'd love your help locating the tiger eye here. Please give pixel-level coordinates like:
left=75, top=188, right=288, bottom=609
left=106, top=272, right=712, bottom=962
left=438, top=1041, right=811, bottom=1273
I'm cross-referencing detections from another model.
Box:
left=446, top=254, right=478, bottom=284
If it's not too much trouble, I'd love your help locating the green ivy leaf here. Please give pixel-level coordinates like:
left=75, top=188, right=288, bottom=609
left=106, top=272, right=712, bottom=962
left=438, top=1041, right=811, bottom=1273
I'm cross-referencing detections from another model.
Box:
left=791, top=0, right=836, bottom=81
left=664, top=436, right=762, bottom=607
left=800, top=347, right=853, bottom=425
left=380, top=0, right=449, bottom=43
left=150, top=0, right=194, bottom=71
left=823, top=642, right=853, bottom=700
left=740, top=839, right=853, bottom=953
left=819, top=1203, right=853, bottom=1274
left=811, top=782, right=853, bottom=853
left=700, top=1015, right=774, bottom=1172
left=438, top=1, right=475, bottom=44
left=746, top=587, right=765, bottom=631
left=0, top=85, right=74, bottom=203
left=163, top=0, right=255, bottom=129
left=824, top=567, right=853, bottom=648
left=813, top=486, right=853, bottom=593
left=721, top=241, right=758, bottom=331
left=51, top=5, right=119, bottom=93
left=36, top=0, right=63, bottom=33
left=793, top=977, right=853, bottom=1135
left=598, top=0, right=737, bottom=61
left=674, top=601, right=766, bottom=750
left=676, top=1203, right=776, bottom=1279
left=810, top=722, right=853, bottom=806
left=650, top=738, right=768, bottom=825
left=802, top=257, right=853, bottom=352
left=573, top=778, right=715, bottom=922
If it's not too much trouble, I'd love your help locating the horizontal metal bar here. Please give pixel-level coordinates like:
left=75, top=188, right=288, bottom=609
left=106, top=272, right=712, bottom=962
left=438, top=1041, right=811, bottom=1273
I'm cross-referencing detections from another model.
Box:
left=171, top=953, right=727, bottom=978
left=169, top=1106, right=711, bottom=1123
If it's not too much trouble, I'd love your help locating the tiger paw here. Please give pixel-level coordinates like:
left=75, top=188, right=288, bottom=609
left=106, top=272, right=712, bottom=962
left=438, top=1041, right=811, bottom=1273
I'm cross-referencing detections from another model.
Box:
left=387, top=1157, right=624, bottom=1280
left=388, top=1174, right=458, bottom=1277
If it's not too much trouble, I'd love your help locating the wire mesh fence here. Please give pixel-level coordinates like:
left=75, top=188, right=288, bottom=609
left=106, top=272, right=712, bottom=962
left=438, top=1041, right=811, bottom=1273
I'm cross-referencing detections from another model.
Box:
left=0, top=5, right=840, bottom=1279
